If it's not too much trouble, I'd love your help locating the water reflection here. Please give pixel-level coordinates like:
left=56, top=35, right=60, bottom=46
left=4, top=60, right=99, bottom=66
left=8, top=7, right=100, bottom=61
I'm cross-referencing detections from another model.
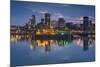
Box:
left=10, top=34, right=95, bottom=52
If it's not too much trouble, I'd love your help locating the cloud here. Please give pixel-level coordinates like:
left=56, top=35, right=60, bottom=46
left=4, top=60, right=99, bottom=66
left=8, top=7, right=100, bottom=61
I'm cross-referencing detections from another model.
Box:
left=54, top=13, right=64, bottom=18
left=39, top=10, right=48, bottom=14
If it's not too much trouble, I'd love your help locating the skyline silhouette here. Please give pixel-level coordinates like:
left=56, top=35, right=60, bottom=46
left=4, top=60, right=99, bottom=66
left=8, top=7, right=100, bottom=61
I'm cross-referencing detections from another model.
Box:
left=11, top=1, right=95, bottom=26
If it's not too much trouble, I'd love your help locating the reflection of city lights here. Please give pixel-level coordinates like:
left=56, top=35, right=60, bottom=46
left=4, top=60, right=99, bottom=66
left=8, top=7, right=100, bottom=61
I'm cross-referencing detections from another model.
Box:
left=73, top=38, right=83, bottom=47
left=36, top=40, right=41, bottom=46
left=61, top=33, right=64, bottom=35
left=44, top=40, right=49, bottom=45
left=10, top=36, right=17, bottom=43
left=15, top=35, right=18, bottom=38
left=30, top=44, right=34, bottom=49
left=36, top=40, right=50, bottom=47
left=58, top=40, right=68, bottom=46
left=10, top=35, right=21, bottom=43
left=65, top=40, right=68, bottom=45
left=15, top=35, right=21, bottom=40
left=50, top=40, right=53, bottom=43
left=76, top=39, right=81, bottom=45
left=26, top=35, right=29, bottom=38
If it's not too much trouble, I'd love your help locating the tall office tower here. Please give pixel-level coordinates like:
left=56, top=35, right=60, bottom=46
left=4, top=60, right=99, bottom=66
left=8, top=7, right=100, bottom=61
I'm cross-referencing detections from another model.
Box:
left=58, top=18, right=66, bottom=29
left=31, top=15, right=36, bottom=27
left=27, top=15, right=36, bottom=30
left=44, top=13, right=51, bottom=26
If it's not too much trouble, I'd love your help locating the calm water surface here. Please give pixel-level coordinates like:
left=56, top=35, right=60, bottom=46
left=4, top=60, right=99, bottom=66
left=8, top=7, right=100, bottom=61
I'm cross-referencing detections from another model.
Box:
left=10, top=35, right=95, bottom=66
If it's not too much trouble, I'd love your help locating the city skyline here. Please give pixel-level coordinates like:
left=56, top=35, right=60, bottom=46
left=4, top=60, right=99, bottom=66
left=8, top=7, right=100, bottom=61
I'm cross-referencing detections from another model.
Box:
left=10, top=1, right=95, bottom=66
left=11, top=1, right=95, bottom=26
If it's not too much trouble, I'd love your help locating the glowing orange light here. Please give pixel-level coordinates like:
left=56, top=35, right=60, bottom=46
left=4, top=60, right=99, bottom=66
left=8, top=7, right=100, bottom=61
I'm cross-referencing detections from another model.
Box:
left=36, top=40, right=41, bottom=46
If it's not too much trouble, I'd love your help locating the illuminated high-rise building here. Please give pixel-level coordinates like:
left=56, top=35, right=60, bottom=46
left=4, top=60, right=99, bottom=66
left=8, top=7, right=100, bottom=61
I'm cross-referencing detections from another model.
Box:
left=44, top=13, right=51, bottom=26
left=31, top=15, right=36, bottom=27
left=58, top=18, right=66, bottom=29
left=27, top=15, right=36, bottom=29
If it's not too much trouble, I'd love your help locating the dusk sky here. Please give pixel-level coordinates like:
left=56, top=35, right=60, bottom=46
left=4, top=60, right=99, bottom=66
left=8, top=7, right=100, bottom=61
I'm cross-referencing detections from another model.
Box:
left=11, top=1, right=95, bottom=26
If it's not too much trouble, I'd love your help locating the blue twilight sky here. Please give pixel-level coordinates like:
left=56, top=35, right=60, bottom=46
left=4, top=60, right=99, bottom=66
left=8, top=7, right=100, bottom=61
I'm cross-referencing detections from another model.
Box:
left=11, top=1, right=95, bottom=26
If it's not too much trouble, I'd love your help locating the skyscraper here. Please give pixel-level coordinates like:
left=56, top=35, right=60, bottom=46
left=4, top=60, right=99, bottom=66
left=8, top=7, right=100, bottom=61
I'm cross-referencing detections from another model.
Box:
left=44, top=13, right=51, bottom=26
left=31, top=15, right=36, bottom=27
left=83, top=16, right=89, bottom=32
left=58, top=18, right=66, bottom=29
